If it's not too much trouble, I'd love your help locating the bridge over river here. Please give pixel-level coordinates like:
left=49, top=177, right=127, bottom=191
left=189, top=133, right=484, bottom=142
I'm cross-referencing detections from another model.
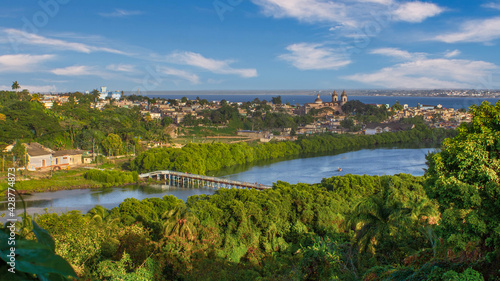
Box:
left=139, top=170, right=273, bottom=190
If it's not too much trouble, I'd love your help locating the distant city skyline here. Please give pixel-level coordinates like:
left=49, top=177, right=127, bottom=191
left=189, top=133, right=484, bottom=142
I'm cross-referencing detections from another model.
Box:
left=1, top=0, right=500, bottom=92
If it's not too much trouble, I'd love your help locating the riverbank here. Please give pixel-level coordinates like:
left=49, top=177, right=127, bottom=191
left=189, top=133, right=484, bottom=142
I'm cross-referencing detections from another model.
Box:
left=1, top=126, right=453, bottom=194
left=0, top=168, right=150, bottom=194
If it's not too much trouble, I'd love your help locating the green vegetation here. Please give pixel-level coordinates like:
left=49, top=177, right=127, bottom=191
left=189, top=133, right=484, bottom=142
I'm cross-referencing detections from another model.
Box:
left=83, top=170, right=139, bottom=187
left=0, top=90, right=151, bottom=153
left=342, top=100, right=389, bottom=123
left=5, top=91, right=499, bottom=280
left=131, top=123, right=455, bottom=175
left=11, top=171, right=488, bottom=280
left=0, top=169, right=103, bottom=193
left=0, top=219, right=77, bottom=280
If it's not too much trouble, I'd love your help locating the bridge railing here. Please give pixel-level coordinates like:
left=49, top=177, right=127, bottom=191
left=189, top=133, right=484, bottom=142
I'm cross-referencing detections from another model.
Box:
left=139, top=170, right=272, bottom=190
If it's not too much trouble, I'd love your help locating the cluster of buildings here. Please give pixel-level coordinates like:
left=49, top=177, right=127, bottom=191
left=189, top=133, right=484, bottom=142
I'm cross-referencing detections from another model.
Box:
left=389, top=104, right=471, bottom=129
left=34, top=89, right=472, bottom=142
left=90, top=86, right=122, bottom=100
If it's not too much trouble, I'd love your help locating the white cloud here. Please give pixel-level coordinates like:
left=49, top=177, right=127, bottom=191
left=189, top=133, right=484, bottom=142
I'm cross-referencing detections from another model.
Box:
left=51, top=65, right=98, bottom=76
left=345, top=50, right=498, bottom=88
left=106, top=64, right=136, bottom=73
left=0, top=84, right=56, bottom=93
left=251, top=0, right=442, bottom=30
left=482, top=2, right=500, bottom=10
left=434, top=17, right=500, bottom=43
left=251, top=0, right=354, bottom=26
left=279, top=43, right=351, bottom=70
left=0, top=54, right=54, bottom=72
left=393, top=1, right=444, bottom=23
left=167, top=51, right=258, bottom=78
left=99, top=9, right=144, bottom=17
left=444, top=49, right=461, bottom=58
left=2, top=29, right=126, bottom=55
left=356, top=0, right=393, bottom=4
left=157, top=66, right=200, bottom=84
left=371, top=48, right=420, bottom=60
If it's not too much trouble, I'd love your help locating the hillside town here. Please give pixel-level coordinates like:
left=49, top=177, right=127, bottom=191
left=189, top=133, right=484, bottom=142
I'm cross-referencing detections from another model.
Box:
left=36, top=87, right=472, bottom=140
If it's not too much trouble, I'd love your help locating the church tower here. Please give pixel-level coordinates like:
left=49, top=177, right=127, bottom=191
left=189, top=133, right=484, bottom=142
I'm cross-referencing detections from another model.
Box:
left=332, top=90, right=338, bottom=103
left=341, top=90, right=347, bottom=105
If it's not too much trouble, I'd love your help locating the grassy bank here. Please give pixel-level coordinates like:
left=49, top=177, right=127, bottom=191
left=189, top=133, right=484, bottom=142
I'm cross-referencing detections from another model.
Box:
left=0, top=169, right=102, bottom=193
left=0, top=168, right=141, bottom=193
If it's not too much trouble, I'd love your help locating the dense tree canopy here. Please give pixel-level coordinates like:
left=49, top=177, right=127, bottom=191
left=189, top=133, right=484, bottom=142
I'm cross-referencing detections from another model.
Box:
left=425, top=100, right=500, bottom=256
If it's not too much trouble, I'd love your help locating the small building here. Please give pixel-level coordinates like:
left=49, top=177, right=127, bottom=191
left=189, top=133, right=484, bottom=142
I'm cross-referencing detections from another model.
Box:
left=25, top=143, right=53, bottom=171
left=52, top=149, right=85, bottom=169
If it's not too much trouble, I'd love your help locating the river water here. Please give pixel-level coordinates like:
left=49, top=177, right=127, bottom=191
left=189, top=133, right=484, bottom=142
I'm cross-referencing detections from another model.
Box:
left=1, top=147, right=436, bottom=218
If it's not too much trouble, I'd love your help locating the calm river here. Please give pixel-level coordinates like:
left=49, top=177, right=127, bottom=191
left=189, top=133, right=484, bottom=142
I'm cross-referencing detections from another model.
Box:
left=1, top=147, right=436, bottom=218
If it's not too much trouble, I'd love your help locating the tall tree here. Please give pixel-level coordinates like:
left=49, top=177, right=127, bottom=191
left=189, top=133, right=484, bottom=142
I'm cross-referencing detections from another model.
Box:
left=425, top=100, right=500, bottom=255
left=101, top=133, right=122, bottom=157
left=162, top=204, right=199, bottom=241
left=11, top=81, right=20, bottom=92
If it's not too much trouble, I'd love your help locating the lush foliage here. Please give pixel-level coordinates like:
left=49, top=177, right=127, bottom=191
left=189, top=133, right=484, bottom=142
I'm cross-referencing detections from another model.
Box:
left=29, top=173, right=476, bottom=280
left=131, top=125, right=455, bottom=174
left=0, top=219, right=77, bottom=280
left=425, top=100, right=500, bottom=262
left=84, top=169, right=139, bottom=187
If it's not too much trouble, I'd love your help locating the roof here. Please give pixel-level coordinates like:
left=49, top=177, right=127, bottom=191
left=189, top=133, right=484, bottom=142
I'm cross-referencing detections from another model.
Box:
left=25, top=142, right=52, bottom=157
left=314, top=94, right=323, bottom=103
left=52, top=149, right=86, bottom=157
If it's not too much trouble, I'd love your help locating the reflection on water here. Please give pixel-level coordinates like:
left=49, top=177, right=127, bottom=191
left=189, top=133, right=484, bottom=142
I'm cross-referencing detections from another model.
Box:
left=217, top=148, right=436, bottom=185
left=0, top=147, right=436, bottom=218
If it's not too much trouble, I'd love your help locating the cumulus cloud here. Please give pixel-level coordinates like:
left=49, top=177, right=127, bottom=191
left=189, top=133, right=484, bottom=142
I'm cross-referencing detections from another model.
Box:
left=392, top=1, right=444, bottom=23
left=167, top=51, right=258, bottom=78
left=251, top=0, right=443, bottom=29
left=345, top=49, right=498, bottom=89
left=434, top=17, right=500, bottom=43
left=279, top=43, right=351, bottom=70
left=0, top=54, right=54, bottom=72
left=251, top=0, right=354, bottom=26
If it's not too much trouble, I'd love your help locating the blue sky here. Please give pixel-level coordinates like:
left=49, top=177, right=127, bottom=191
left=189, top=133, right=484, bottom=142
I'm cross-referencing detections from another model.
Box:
left=1, top=0, right=500, bottom=93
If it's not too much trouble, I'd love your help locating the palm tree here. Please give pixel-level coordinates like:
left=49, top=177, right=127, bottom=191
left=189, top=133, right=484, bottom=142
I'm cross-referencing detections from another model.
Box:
left=348, top=186, right=438, bottom=257
left=87, top=205, right=109, bottom=223
left=87, top=205, right=120, bottom=225
left=347, top=187, right=404, bottom=254
left=11, top=81, right=20, bottom=92
left=162, top=204, right=199, bottom=241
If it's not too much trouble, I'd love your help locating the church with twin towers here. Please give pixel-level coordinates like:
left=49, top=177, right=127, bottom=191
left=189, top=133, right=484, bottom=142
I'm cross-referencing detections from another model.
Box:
left=302, top=90, right=347, bottom=114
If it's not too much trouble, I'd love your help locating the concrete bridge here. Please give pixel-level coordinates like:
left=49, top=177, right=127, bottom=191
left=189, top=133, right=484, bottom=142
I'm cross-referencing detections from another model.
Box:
left=139, top=170, right=272, bottom=190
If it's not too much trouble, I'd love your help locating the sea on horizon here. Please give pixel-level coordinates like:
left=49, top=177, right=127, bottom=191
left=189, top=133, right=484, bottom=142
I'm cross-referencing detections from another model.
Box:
left=127, top=91, right=499, bottom=110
